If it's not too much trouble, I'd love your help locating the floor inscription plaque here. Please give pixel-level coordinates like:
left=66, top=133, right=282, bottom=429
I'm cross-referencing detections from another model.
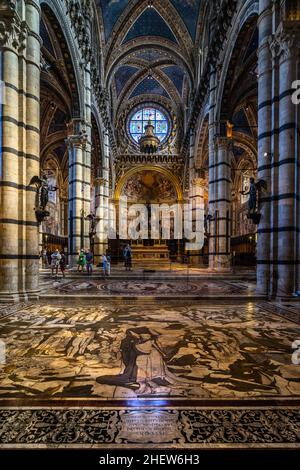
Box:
left=116, top=410, right=184, bottom=444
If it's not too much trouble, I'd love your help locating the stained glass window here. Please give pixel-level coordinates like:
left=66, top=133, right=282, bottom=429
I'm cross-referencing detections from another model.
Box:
left=129, top=106, right=169, bottom=144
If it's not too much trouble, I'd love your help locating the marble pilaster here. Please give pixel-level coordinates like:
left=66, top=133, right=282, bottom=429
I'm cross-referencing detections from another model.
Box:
left=208, top=67, right=217, bottom=270
left=256, top=0, right=273, bottom=295
left=213, top=136, right=232, bottom=271
left=25, top=0, right=41, bottom=295
left=274, top=24, right=299, bottom=295
left=66, top=127, right=88, bottom=267
left=0, top=0, right=40, bottom=301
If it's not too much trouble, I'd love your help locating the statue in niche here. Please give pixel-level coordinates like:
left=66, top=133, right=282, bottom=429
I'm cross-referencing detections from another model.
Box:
left=242, top=177, right=257, bottom=215
left=86, top=212, right=97, bottom=238
left=29, top=174, right=58, bottom=223
left=240, top=177, right=267, bottom=224
left=204, top=213, right=213, bottom=238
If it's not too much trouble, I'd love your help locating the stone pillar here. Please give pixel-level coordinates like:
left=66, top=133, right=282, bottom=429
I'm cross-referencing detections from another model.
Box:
left=189, top=177, right=205, bottom=266
left=275, top=24, right=299, bottom=295
left=66, top=128, right=88, bottom=267
left=65, top=1, right=93, bottom=265
left=208, top=66, right=217, bottom=270
left=95, top=131, right=110, bottom=259
left=214, top=136, right=232, bottom=271
left=82, top=62, right=91, bottom=249
left=94, top=177, right=106, bottom=264
left=0, top=1, right=40, bottom=301
left=25, top=0, right=41, bottom=295
left=256, top=0, right=273, bottom=294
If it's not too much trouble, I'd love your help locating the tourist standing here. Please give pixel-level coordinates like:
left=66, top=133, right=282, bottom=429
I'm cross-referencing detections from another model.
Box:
left=42, top=247, right=48, bottom=268
left=86, top=250, right=93, bottom=275
left=102, top=253, right=108, bottom=278
left=46, top=249, right=52, bottom=266
left=123, top=244, right=132, bottom=271
left=77, top=250, right=86, bottom=272
left=51, top=249, right=61, bottom=277
left=60, top=251, right=67, bottom=278
left=106, top=252, right=111, bottom=276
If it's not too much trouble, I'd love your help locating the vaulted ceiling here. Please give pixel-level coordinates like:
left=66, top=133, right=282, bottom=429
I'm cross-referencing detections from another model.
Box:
left=96, top=0, right=203, bottom=150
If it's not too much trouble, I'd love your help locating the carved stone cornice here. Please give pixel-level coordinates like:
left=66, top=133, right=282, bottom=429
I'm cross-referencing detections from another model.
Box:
left=114, top=154, right=184, bottom=185
left=117, top=153, right=184, bottom=166
left=0, top=2, right=27, bottom=52
left=181, top=0, right=238, bottom=158
left=65, top=0, right=93, bottom=63
left=91, top=66, right=117, bottom=155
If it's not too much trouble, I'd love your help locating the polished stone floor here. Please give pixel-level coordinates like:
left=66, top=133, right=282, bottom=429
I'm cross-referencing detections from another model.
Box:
left=1, top=407, right=300, bottom=448
left=0, top=301, right=299, bottom=400
left=0, top=282, right=300, bottom=448
left=46, top=278, right=257, bottom=297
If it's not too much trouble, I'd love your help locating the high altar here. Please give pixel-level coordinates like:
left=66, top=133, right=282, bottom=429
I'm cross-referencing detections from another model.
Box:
left=131, top=241, right=170, bottom=263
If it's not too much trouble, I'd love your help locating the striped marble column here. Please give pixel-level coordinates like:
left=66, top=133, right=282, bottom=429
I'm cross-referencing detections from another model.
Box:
left=25, top=0, right=41, bottom=296
left=256, top=0, right=273, bottom=294
left=82, top=64, right=92, bottom=250
left=275, top=24, right=299, bottom=295
left=208, top=66, right=217, bottom=270
left=214, top=136, right=232, bottom=271
left=189, top=177, right=205, bottom=265
left=67, top=130, right=87, bottom=267
left=94, top=177, right=107, bottom=263
left=0, top=2, right=37, bottom=301
left=94, top=131, right=110, bottom=259
left=0, top=33, right=23, bottom=298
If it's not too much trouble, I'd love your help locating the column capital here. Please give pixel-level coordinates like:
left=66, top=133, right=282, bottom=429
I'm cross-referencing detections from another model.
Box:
left=66, top=133, right=88, bottom=149
left=66, top=119, right=88, bottom=148
left=214, top=136, right=233, bottom=151
left=269, top=22, right=299, bottom=61
left=94, top=176, right=105, bottom=186
left=0, top=3, right=28, bottom=52
left=191, top=177, right=206, bottom=189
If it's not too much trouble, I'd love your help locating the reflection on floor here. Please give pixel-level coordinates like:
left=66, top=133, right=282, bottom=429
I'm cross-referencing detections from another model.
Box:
left=0, top=302, right=299, bottom=399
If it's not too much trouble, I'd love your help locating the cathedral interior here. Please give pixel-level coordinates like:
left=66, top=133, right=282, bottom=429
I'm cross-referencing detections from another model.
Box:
left=0, top=0, right=300, bottom=460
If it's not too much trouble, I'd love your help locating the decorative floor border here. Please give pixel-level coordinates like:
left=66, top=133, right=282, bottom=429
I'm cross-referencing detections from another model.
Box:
left=0, top=303, right=34, bottom=320
left=258, top=303, right=300, bottom=325
left=0, top=406, right=299, bottom=449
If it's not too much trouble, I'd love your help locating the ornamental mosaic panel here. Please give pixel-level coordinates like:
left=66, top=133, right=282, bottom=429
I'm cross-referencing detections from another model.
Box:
left=120, top=170, right=177, bottom=202
left=0, top=302, right=300, bottom=400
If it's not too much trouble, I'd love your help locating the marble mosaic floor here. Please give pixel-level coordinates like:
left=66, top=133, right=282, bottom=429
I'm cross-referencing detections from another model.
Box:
left=1, top=407, right=300, bottom=448
left=0, top=301, right=299, bottom=400
left=44, top=278, right=257, bottom=298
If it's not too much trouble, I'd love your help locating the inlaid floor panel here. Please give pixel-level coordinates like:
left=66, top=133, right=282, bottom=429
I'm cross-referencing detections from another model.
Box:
left=44, top=279, right=257, bottom=297
left=0, top=302, right=299, bottom=400
left=1, top=406, right=300, bottom=448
